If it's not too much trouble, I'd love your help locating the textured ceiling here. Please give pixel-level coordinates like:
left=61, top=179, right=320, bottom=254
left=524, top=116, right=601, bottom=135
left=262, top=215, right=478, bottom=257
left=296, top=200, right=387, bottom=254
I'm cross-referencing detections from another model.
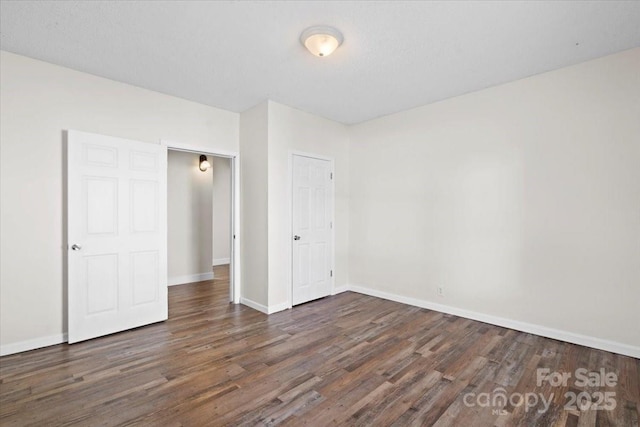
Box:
left=1, top=1, right=639, bottom=124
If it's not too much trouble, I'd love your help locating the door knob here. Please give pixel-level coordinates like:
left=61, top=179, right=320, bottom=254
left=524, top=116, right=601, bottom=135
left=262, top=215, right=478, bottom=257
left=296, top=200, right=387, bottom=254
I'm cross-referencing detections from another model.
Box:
left=293, top=235, right=301, bottom=241
left=71, top=244, right=82, bottom=251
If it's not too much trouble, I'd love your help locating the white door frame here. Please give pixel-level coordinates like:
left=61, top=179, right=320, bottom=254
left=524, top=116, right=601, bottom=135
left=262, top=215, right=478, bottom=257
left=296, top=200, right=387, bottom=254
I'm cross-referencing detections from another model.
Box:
left=162, top=140, right=241, bottom=304
left=288, top=151, right=335, bottom=308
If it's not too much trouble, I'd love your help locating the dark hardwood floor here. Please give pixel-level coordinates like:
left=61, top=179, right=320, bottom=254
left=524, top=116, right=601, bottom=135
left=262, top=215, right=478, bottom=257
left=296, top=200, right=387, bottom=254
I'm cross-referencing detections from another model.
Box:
left=1, top=266, right=638, bottom=426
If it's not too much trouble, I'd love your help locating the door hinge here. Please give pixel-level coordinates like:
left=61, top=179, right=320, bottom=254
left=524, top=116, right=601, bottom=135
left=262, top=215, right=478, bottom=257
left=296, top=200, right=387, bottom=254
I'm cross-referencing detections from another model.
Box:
left=330, top=172, right=333, bottom=180
left=330, top=221, right=333, bottom=229
left=330, top=270, right=333, bottom=277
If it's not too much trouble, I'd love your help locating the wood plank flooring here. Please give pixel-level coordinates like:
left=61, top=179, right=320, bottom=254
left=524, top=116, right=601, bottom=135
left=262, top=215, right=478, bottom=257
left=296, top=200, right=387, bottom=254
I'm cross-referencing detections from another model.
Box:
left=1, top=266, right=638, bottom=426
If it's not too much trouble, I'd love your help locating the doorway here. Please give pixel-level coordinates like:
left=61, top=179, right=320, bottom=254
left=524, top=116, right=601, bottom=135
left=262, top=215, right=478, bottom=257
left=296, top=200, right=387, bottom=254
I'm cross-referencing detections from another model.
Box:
left=164, top=141, right=240, bottom=304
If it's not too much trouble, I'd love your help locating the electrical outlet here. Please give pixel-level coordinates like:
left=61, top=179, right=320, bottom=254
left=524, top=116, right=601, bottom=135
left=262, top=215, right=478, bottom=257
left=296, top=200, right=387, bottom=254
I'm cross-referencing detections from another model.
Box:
left=437, top=286, right=445, bottom=297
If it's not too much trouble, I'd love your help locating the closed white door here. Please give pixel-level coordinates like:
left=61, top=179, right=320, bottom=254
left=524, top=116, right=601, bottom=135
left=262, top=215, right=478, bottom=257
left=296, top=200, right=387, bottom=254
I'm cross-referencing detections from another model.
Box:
left=67, top=130, right=167, bottom=343
left=292, top=154, right=333, bottom=305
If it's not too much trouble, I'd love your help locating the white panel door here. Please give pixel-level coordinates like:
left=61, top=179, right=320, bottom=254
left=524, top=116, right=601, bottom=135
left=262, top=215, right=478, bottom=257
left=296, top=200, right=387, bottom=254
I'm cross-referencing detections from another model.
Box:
left=67, top=130, right=167, bottom=343
left=292, top=155, right=333, bottom=305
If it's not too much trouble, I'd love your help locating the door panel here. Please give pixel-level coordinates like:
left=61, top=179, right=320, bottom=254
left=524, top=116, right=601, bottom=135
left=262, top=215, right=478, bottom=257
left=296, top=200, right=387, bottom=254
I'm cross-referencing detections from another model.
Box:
left=130, top=179, right=158, bottom=232
left=131, top=251, right=159, bottom=306
left=85, top=254, right=118, bottom=314
left=85, top=177, right=118, bottom=235
left=292, top=155, right=333, bottom=305
left=68, top=130, right=167, bottom=343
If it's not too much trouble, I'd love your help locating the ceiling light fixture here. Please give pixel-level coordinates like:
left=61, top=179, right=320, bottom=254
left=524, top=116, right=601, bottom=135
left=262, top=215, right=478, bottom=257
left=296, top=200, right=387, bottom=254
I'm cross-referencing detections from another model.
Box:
left=199, top=155, right=211, bottom=172
left=300, top=26, right=343, bottom=57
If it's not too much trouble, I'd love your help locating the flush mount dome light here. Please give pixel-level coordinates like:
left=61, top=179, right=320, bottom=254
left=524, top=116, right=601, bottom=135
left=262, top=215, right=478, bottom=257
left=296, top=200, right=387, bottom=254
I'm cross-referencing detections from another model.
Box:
left=300, top=25, right=343, bottom=57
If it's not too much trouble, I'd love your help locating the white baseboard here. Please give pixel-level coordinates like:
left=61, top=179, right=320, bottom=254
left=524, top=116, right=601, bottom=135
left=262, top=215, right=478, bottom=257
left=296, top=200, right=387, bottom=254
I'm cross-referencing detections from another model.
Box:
left=239, top=297, right=289, bottom=315
left=1, top=333, right=68, bottom=357
left=332, top=285, right=349, bottom=295
left=348, top=284, right=640, bottom=359
left=6, top=286, right=634, bottom=359
left=212, top=258, right=230, bottom=266
left=168, top=272, right=214, bottom=286
left=268, top=302, right=290, bottom=314
left=240, top=297, right=269, bottom=314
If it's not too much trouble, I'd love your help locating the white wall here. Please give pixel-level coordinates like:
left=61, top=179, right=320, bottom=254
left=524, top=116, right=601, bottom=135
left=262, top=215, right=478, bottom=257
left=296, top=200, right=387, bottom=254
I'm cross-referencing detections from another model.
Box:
left=3, top=46, right=637, bottom=357
left=267, top=101, right=350, bottom=309
left=349, top=48, right=640, bottom=352
left=238, top=100, right=350, bottom=312
left=211, top=156, right=231, bottom=265
left=167, top=150, right=213, bottom=284
left=239, top=101, right=269, bottom=308
left=0, top=51, right=239, bottom=352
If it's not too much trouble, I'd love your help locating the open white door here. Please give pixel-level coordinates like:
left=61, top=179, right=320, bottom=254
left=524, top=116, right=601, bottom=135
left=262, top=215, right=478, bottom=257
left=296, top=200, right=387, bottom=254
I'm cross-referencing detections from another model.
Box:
left=67, top=130, right=167, bottom=343
left=292, top=154, right=333, bottom=305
